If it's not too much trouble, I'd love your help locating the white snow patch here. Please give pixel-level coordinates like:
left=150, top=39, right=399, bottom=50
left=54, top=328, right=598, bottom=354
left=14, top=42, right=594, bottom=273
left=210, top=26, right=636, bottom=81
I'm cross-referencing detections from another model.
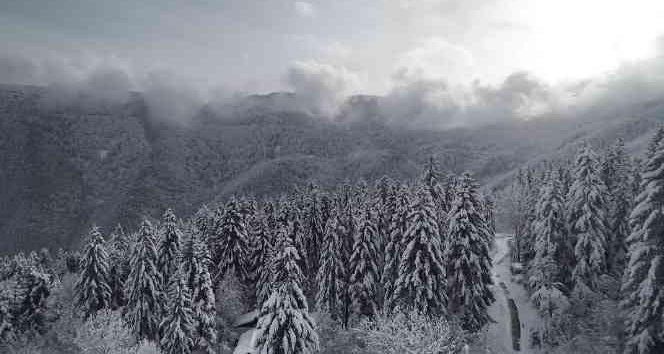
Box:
left=233, top=329, right=256, bottom=354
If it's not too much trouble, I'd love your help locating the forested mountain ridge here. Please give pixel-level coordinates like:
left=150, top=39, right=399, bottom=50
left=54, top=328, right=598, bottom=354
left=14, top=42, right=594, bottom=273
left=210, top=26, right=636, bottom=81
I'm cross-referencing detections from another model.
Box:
left=1, top=83, right=663, bottom=253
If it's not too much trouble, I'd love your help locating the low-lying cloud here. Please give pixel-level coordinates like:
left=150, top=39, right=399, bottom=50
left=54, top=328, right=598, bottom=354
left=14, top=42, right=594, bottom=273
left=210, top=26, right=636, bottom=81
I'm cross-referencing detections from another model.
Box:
left=285, top=60, right=365, bottom=117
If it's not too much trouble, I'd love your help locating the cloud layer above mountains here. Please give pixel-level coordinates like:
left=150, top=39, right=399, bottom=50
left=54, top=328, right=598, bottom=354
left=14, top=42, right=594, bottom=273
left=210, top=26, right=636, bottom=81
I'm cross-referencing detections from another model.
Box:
left=2, top=37, right=664, bottom=129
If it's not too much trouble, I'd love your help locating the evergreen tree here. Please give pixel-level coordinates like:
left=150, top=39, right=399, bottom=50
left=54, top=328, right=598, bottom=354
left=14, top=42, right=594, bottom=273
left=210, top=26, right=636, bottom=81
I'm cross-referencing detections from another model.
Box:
left=160, top=270, right=195, bottom=354
left=622, top=138, right=664, bottom=354
left=349, top=206, right=380, bottom=319
left=389, top=188, right=447, bottom=317
left=315, top=211, right=347, bottom=322
left=0, top=294, right=13, bottom=342
left=646, top=125, right=664, bottom=159
left=422, top=156, right=448, bottom=212
left=381, top=185, right=410, bottom=307
left=444, top=172, right=494, bottom=331
left=213, top=198, right=250, bottom=283
left=183, top=234, right=217, bottom=353
left=567, top=145, right=610, bottom=293
left=529, top=173, right=569, bottom=313
left=602, top=139, right=632, bottom=274
left=75, top=226, right=112, bottom=318
left=13, top=267, right=51, bottom=335
left=126, top=219, right=162, bottom=341
left=108, top=224, right=130, bottom=309
left=253, top=233, right=319, bottom=354
left=158, top=208, right=183, bottom=295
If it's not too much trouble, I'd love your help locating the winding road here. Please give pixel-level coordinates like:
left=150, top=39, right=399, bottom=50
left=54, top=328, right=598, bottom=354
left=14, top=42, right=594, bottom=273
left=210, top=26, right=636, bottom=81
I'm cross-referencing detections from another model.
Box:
left=485, top=234, right=543, bottom=354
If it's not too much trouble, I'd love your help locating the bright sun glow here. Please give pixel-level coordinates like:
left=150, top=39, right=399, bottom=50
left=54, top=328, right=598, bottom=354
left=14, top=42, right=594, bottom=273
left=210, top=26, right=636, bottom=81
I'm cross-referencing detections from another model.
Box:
left=514, top=0, right=664, bottom=82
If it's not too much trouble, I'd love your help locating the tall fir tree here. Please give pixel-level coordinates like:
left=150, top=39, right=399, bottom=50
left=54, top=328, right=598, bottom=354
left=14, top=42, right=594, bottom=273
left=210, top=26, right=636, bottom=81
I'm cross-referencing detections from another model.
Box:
left=158, top=209, right=183, bottom=296
left=444, top=172, right=494, bottom=331
left=75, top=226, right=112, bottom=318
left=315, top=210, right=347, bottom=323
left=13, top=267, right=51, bottom=335
left=389, top=188, right=447, bottom=317
left=381, top=185, right=410, bottom=307
left=602, top=139, right=633, bottom=274
left=622, top=138, right=664, bottom=354
left=108, top=224, right=130, bottom=309
left=126, top=219, right=162, bottom=341
left=567, top=145, right=610, bottom=293
left=160, top=269, right=195, bottom=354
left=349, top=206, right=380, bottom=319
left=183, top=233, right=217, bottom=353
left=529, top=173, right=569, bottom=313
left=213, top=198, right=250, bottom=283
left=253, top=231, right=319, bottom=354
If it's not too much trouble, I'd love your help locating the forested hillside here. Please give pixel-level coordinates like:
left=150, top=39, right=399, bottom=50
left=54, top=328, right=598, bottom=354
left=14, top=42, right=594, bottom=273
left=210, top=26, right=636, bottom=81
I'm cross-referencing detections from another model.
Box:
left=2, top=84, right=664, bottom=253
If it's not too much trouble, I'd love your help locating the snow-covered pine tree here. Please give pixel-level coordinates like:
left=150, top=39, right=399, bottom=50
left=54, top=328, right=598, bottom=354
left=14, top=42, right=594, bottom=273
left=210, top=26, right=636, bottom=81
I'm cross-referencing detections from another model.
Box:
left=13, top=266, right=51, bottom=335
left=646, top=125, right=664, bottom=159
left=300, top=183, right=325, bottom=285
left=444, top=172, right=494, bottom=331
left=126, top=219, right=162, bottom=341
left=373, top=176, right=393, bottom=254
left=566, top=145, right=610, bottom=293
left=194, top=205, right=214, bottom=244
left=422, top=156, right=447, bottom=212
left=159, top=269, right=195, bottom=354
left=381, top=184, right=410, bottom=307
left=212, top=198, right=250, bottom=283
left=253, top=229, right=319, bottom=354
left=349, top=206, right=380, bottom=319
left=75, top=226, right=112, bottom=318
left=315, top=210, right=347, bottom=323
left=529, top=172, right=569, bottom=317
left=249, top=207, right=274, bottom=285
left=602, top=139, right=633, bottom=275
left=108, top=224, right=130, bottom=309
left=0, top=294, right=13, bottom=342
left=183, top=233, right=217, bottom=353
left=622, top=138, right=664, bottom=354
left=389, top=187, right=447, bottom=317
left=158, top=208, right=183, bottom=296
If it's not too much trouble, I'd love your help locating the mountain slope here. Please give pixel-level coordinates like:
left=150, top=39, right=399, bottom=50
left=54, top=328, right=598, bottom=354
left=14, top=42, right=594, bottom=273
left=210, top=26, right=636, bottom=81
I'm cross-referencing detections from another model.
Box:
left=0, top=84, right=662, bottom=253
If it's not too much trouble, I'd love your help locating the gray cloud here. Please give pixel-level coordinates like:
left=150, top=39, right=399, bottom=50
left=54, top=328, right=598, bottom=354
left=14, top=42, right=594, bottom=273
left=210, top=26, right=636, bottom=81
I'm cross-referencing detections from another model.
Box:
left=285, top=60, right=364, bottom=117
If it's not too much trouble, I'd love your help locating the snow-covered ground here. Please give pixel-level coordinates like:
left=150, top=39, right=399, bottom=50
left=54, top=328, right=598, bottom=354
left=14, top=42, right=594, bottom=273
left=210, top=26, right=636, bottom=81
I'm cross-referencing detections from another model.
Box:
left=485, top=234, right=544, bottom=354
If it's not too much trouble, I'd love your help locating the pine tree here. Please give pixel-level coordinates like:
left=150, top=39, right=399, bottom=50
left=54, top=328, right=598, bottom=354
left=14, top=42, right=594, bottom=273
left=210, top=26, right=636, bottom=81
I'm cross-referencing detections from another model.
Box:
left=602, top=139, right=632, bottom=274
left=646, top=125, right=664, bottom=159
left=529, top=173, right=569, bottom=314
left=422, top=156, right=448, bottom=212
left=212, top=198, right=250, bottom=283
left=349, top=206, right=380, bottom=319
left=183, top=233, right=217, bottom=353
left=158, top=208, right=183, bottom=295
left=315, top=211, right=347, bottom=322
left=389, top=188, right=447, bottom=317
left=126, top=219, right=162, bottom=341
left=567, top=145, right=610, bottom=293
left=253, top=233, right=319, bottom=354
left=13, top=266, right=51, bottom=335
left=381, top=185, right=409, bottom=307
left=160, top=270, right=195, bottom=354
left=108, top=224, right=130, bottom=309
left=0, top=294, right=14, bottom=342
left=75, top=226, right=112, bottom=318
left=622, top=138, right=664, bottom=354
left=444, top=172, right=494, bottom=331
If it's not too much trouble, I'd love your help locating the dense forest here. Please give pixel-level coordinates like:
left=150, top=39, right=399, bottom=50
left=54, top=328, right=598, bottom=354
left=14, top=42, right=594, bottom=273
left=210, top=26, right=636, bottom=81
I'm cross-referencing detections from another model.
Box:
left=3, top=126, right=664, bottom=354
left=0, top=160, right=496, bottom=354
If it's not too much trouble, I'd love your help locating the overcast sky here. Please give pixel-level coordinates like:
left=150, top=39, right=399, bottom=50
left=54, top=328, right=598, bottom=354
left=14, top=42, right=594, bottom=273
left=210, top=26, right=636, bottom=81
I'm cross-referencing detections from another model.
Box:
left=2, top=0, right=664, bottom=95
